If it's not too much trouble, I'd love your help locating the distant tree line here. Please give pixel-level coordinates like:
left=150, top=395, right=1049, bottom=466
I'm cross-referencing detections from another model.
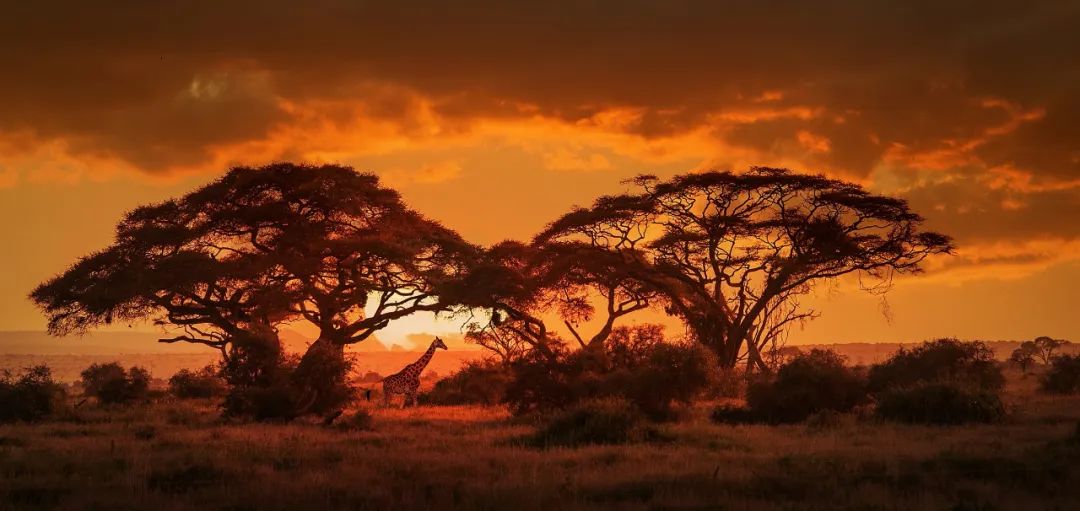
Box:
left=31, top=163, right=953, bottom=418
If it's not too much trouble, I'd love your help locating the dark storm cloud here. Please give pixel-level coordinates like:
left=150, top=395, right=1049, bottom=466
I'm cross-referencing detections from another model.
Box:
left=0, top=0, right=1077, bottom=184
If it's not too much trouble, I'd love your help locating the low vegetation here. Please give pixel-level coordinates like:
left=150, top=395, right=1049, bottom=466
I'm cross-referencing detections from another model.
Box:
left=0, top=365, right=66, bottom=423
left=875, top=382, right=1006, bottom=425
left=504, top=335, right=718, bottom=421
left=0, top=358, right=1078, bottom=510
left=525, top=397, right=662, bottom=448
left=79, top=362, right=150, bottom=405
left=743, top=349, right=868, bottom=424
left=168, top=366, right=227, bottom=399
left=866, top=338, right=1005, bottom=392
left=1040, top=354, right=1080, bottom=394
left=419, top=359, right=511, bottom=406
left=867, top=339, right=1007, bottom=425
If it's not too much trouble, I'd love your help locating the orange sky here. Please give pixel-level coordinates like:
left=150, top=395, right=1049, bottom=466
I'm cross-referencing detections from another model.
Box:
left=1, top=2, right=1077, bottom=346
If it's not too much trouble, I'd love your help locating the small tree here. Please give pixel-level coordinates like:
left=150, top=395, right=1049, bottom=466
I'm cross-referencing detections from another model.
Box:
left=867, top=338, right=1004, bottom=393
left=0, top=365, right=66, bottom=423
left=1040, top=354, right=1080, bottom=394
left=1033, top=336, right=1069, bottom=365
left=80, top=363, right=150, bottom=405
left=745, top=349, right=868, bottom=423
left=1009, top=341, right=1038, bottom=373
left=169, top=366, right=227, bottom=399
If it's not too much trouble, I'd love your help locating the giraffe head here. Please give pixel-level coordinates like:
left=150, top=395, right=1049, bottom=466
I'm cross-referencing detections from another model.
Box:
left=433, top=337, right=448, bottom=350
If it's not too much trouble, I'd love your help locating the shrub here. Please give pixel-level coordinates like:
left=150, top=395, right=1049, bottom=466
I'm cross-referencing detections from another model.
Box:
left=0, top=365, right=66, bottom=423
left=875, top=382, right=1005, bottom=425
left=1039, top=354, right=1080, bottom=394
left=867, top=338, right=1004, bottom=393
left=503, top=337, right=718, bottom=420
left=419, top=359, right=511, bottom=406
left=80, top=362, right=151, bottom=405
left=503, top=348, right=584, bottom=416
left=222, top=382, right=310, bottom=421
left=710, top=403, right=758, bottom=425
left=603, top=324, right=665, bottom=367
left=334, top=409, right=375, bottom=431
left=169, top=366, right=227, bottom=399
left=619, top=342, right=720, bottom=419
left=744, top=349, right=868, bottom=424
left=526, top=398, right=659, bottom=447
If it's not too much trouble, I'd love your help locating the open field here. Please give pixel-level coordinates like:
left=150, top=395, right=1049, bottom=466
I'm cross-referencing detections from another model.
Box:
left=1, top=368, right=1078, bottom=510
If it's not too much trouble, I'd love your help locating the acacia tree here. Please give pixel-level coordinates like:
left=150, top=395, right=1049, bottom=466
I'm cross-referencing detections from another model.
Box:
left=1032, top=336, right=1070, bottom=365
left=442, top=241, right=560, bottom=362
left=538, top=242, right=656, bottom=352
left=31, top=198, right=292, bottom=388
left=33, top=163, right=474, bottom=413
left=189, top=165, right=475, bottom=410
left=443, top=236, right=657, bottom=363
left=1010, top=341, right=1038, bottom=373
left=541, top=167, right=953, bottom=370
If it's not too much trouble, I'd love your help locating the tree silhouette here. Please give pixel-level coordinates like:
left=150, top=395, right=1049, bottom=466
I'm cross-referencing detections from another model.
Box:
left=32, top=163, right=475, bottom=413
left=1032, top=336, right=1069, bottom=365
left=1010, top=341, right=1038, bottom=373
left=441, top=241, right=561, bottom=362
left=540, top=167, right=953, bottom=369
left=31, top=192, right=291, bottom=378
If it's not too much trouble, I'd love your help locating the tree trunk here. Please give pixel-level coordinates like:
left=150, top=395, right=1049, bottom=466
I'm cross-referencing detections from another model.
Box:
left=686, top=313, right=740, bottom=368
left=293, top=336, right=351, bottom=415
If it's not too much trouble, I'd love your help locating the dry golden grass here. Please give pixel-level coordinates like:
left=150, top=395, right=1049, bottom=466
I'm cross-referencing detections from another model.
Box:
left=0, top=368, right=1078, bottom=510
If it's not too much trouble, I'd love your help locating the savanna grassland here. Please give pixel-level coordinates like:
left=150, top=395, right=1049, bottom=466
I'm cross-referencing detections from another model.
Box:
left=1, top=366, right=1078, bottom=511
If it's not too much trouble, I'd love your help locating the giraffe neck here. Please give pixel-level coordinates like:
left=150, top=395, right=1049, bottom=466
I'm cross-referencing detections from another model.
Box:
left=409, top=342, right=438, bottom=374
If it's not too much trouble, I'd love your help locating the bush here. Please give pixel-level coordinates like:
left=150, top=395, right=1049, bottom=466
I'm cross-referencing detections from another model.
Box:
left=333, top=409, right=375, bottom=431
left=419, top=359, right=511, bottom=406
left=868, top=338, right=1004, bottom=393
left=875, top=382, right=1005, bottom=425
left=168, top=366, right=227, bottom=399
left=619, top=342, right=720, bottom=419
left=503, top=335, right=718, bottom=420
left=744, top=349, right=867, bottom=424
left=710, top=404, right=758, bottom=425
left=80, top=362, right=150, bottom=405
left=0, top=365, right=66, bottom=423
left=1039, top=354, right=1080, bottom=394
left=526, top=398, right=659, bottom=447
left=222, top=383, right=311, bottom=422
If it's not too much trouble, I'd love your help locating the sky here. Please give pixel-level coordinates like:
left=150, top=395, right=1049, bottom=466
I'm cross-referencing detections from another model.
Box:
left=1, top=1, right=1078, bottom=347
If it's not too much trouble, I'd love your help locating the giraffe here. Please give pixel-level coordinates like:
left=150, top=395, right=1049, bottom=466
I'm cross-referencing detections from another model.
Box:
left=382, top=337, right=448, bottom=407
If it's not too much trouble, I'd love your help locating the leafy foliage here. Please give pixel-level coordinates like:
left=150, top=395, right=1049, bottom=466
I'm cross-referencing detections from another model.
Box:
left=80, top=362, right=150, bottom=405
left=504, top=327, right=718, bottom=420
left=867, top=339, right=1005, bottom=393
left=537, top=168, right=953, bottom=369
left=744, top=349, right=868, bottom=423
left=168, top=366, right=227, bottom=399
left=0, top=365, right=66, bottom=423
left=875, top=382, right=1005, bottom=425
left=1033, top=336, right=1070, bottom=365
left=1010, top=341, right=1038, bottom=373
left=419, top=359, right=512, bottom=406
left=526, top=397, right=660, bottom=447
left=1039, top=354, right=1080, bottom=394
